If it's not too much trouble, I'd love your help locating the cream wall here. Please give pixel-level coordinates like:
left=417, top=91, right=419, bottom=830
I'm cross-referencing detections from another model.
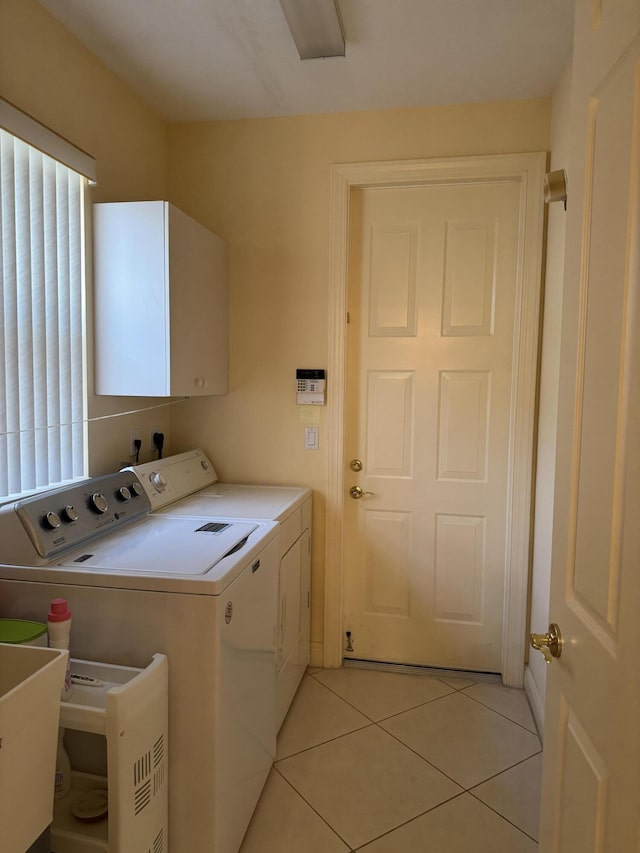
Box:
left=0, top=0, right=175, bottom=475
left=166, top=101, right=552, bottom=658
left=525, top=59, right=573, bottom=735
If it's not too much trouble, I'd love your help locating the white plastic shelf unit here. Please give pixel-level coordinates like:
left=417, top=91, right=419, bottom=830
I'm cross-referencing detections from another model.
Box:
left=52, top=654, right=168, bottom=853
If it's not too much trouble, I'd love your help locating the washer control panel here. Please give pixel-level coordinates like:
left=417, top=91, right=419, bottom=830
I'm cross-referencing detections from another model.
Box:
left=14, top=472, right=151, bottom=558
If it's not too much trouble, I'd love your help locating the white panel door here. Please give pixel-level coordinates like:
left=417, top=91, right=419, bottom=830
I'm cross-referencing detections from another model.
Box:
left=538, top=2, right=640, bottom=849
left=343, top=180, right=524, bottom=672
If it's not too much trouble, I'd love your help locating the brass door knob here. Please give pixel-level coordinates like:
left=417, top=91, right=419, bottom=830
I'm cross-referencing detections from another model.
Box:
left=350, top=459, right=363, bottom=472
left=349, top=485, right=374, bottom=500
left=530, top=623, right=563, bottom=664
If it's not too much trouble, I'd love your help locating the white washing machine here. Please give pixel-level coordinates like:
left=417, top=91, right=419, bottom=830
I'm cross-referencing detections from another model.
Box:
left=0, top=470, right=279, bottom=853
left=127, top=448, right=312, bottom=727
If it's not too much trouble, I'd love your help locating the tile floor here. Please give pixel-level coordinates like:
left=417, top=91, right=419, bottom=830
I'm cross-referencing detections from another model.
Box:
left=240, top=666, right=542, bottom=852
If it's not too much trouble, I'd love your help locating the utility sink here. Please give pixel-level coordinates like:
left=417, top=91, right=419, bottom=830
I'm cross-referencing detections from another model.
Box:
left=0, top=642, right=68, bottom=853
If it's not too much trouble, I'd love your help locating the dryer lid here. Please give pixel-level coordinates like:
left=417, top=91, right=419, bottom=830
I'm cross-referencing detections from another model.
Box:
left=156, top=485, right=310, bottom=523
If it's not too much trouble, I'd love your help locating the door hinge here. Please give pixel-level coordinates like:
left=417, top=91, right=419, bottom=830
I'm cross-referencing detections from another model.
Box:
left=346, top=311, right=351, bottom=324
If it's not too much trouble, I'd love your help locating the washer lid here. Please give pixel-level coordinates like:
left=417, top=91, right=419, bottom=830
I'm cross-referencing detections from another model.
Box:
left=55, top=515, right=259, bottom=577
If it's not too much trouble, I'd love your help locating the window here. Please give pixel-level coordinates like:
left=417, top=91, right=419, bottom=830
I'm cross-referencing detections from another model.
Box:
left=0, top=100, right=95, bottom=499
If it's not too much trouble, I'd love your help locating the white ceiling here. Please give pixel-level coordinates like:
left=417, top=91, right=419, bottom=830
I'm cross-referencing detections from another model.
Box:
left=39, top=0, right=574, bottom=123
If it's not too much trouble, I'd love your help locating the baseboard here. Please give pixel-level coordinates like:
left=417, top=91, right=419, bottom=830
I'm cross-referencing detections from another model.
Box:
left=343, top=658, right=501, bottom=683
left=524, top=664, right=545, bottom=742
left=310, top=641, right=324, bottom=668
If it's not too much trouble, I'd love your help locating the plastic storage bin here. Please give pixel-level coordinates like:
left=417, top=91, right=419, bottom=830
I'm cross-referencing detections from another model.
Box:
left=52, top=654, right=168, bottom=853
left=0, top=643, right=68, bottom=853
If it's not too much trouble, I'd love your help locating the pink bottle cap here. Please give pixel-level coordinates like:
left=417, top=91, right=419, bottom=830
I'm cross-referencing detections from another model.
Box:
left=48, top=598, right=71, bottom=622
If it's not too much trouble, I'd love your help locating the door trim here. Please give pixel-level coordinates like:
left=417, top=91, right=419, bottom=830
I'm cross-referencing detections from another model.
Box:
left=324, top=153, right=546, bottom=687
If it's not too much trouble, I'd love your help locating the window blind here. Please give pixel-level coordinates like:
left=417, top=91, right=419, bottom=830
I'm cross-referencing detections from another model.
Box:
left=0, top=129, right=87, bottom=498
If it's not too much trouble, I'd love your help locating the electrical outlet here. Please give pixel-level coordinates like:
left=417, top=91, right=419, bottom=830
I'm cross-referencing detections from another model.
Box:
left=149, top=425, right=162, bottom=450
left=129, top=429, right=141, bottom=458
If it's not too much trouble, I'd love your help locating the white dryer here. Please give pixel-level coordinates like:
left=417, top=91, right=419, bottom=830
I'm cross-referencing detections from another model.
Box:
left=0, top=470, right=278, bottom=853
left=127, top=448, right=312, bottom=727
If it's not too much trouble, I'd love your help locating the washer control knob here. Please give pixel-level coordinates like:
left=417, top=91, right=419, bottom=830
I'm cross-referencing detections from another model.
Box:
left=130, top=482, right=143, bottom=497
left=117, top=485, right=132, bottom=501
left=44, top=510, right=61, bottom=529
left=90, top=492, right=109, bottom=514
left=149, top=471, right=167, bottom=492
left=62, top=505, right=78, bottom=523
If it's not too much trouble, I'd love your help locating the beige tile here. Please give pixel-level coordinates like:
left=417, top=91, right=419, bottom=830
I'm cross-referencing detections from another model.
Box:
left=358, top=793, right=537, bottom=852
left=240, top=769, right=349, bottom=853
left=472, top=753, right=543, bottom=841
left=313, top=667, right=453, bottom=720
left=462, top=683, right=538, bottom=733
left=277, top=675, right=370, bottom=759
left=381, top=692, right=540, bottom=789
left=277, top=725, right=462, bottom=849
left=437, top=675, right=477, bottom=690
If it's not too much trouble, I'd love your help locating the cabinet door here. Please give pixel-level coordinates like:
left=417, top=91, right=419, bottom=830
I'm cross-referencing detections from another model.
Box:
left=168, top=205, right=228, bottom=396
left=94, top=201, right=169, bottom=396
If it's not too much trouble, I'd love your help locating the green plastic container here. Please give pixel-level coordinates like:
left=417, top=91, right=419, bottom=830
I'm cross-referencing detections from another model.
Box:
left=0, top=619, right=48, bottom=646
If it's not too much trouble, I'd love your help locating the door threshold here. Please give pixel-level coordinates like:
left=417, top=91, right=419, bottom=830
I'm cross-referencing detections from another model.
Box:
left=342, top=657, right=503, bottom=684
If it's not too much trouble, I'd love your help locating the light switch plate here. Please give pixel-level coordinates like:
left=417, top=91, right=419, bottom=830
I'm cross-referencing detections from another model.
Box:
left=304, top=426, right=319, bottom=450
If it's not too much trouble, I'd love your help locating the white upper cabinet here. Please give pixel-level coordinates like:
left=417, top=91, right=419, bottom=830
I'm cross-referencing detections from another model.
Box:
left=94, top=201, right=228, bottom=397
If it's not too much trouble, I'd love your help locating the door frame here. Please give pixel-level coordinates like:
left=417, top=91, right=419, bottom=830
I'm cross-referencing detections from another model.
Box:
left=324, top=152, right=546, bottom=687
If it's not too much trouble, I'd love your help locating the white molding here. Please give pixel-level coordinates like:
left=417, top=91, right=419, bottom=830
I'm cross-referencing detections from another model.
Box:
left=309, top=641, right=324, bottom=668
left=0, top=97, right=96, bottom=181
left=324, top=152, right=547, bottom=679
left=524, top=665, right=545, bottom=742
left=324, top=165, right=350, bottom=668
